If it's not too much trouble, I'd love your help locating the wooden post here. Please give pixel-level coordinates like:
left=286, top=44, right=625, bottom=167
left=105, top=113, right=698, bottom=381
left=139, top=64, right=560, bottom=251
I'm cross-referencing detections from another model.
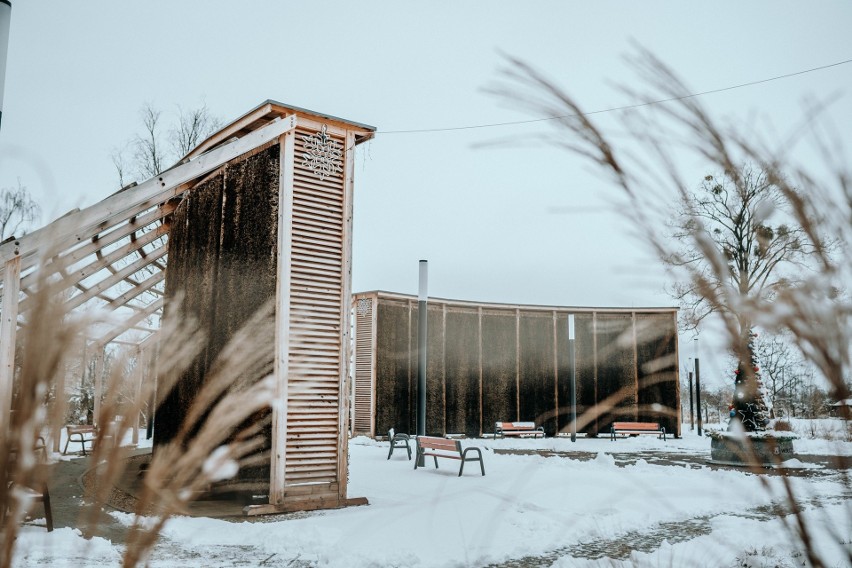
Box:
left=132, top=347, right=143, bottom=446
left=592, top=311, right=598, bottom=434
left=370, top=294, right=378, bottom=438
left=515, top=308, right=520, bottom=421
left=0, top=256, right=21, bottom=435
left=477, top=306, right=482, bottom=437
left=632, top=312, right=639, bottom=421
left=92, top=347, right=104, bottom=426
left=270, top=129, right=295, bottom=505
left=552, top=311, right=559, bottom=433
left=441, top=302, right=446, bottom=436
left=337, top=130, right=357, bottom=500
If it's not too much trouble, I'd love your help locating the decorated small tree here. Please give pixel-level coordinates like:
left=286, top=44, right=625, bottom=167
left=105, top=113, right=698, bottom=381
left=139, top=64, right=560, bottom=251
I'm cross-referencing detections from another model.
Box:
left=730, top=331, right=771, bottom=432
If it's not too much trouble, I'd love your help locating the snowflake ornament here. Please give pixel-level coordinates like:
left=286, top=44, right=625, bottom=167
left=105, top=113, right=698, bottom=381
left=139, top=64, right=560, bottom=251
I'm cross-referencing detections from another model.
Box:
left=301, top=124, right=342, bottom=181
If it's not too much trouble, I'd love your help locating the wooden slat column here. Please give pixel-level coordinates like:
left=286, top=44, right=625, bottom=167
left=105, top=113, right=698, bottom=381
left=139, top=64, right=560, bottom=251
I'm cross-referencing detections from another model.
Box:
left=0, top=256, right=21, bottom=433
left=337, top=131, right=357, bottom=499
left=271, top=129, right=296, bottom=505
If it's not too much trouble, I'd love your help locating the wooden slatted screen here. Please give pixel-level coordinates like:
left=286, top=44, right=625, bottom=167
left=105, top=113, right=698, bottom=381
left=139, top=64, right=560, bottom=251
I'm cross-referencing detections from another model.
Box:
left=285, top=127, right=347, bottom=486
left=353, top=296, right=375, bottom=436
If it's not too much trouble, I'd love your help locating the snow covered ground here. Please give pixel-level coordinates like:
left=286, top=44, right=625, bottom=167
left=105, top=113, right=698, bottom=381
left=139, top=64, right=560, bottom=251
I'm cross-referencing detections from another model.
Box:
left=13, top=424, right=852, bottom=567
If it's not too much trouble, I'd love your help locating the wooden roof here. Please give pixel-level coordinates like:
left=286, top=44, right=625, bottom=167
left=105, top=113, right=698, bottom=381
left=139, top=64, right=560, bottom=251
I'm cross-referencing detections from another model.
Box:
left=0, top=100, right=374, bottom=353
left=182, top=100, right=375, bottom=162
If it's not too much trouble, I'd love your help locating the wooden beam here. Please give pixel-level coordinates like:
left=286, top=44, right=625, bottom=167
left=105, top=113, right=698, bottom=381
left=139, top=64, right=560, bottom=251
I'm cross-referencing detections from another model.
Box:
left=92, top=297, right=164, bottom=348
left=92, top=349, right=104, bottom=427
left=105, top=271, right=165, bottom=312
left=337, top=131, right=356, bottom=499
left=62, top=246, right=167, bottom=313
left=270, top=129, right=296, bottom=505
left=19, top=201, right=176, bottom=291
left=0, top=257, right=21, bottom=433
left=19, top=222, right=168, bottom=310
left=243, top=496, right=367, bottom=517
left=132, top=346, right=144, bottom=446
left=0, top=115, right=297, bottom=269
left=182, top=103, right=274, bottom=161
left=553, top=310, right=559, bottom=433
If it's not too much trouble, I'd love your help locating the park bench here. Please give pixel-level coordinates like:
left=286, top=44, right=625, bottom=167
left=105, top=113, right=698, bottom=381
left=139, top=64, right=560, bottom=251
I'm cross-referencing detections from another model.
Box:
left=387, top=428, right=411, bottom=460
left=63, top=424, right=97, bottom=455
left=609, top=421, right=666, bottom=441
left=414, top=436, right=485, bottom=476
left=493, top=421, right=545, bottom=439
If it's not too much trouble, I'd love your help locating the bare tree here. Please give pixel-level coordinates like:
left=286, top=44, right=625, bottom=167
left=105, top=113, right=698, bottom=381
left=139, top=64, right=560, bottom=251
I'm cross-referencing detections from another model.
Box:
left=669, top=165, right=819, bottom=332
left=754, top=331, right=804, bottom=416
left=494, top=48, right=851, bottom=567
left=0, top=179, right=40, bottom=240
left=112, top=101, right=221, bottom=188
left=170, top=102, right=222, bottom=158
left=133, top=103, right=165, bottom=180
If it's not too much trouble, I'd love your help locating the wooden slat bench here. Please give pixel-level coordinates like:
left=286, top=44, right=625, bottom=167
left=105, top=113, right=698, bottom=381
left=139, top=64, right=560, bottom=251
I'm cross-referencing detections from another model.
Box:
left=63, top=425, right=97, bottom=455
left=609, top=422, right=666, bottom=441
left=414, top=436, right=485, bottom=476
left=493, top=421, right=545, bottom=439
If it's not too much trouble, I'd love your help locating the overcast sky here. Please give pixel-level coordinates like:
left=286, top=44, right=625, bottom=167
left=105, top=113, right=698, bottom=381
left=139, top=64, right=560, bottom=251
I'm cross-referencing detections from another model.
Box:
left=2, top=1, right=851, bottom=385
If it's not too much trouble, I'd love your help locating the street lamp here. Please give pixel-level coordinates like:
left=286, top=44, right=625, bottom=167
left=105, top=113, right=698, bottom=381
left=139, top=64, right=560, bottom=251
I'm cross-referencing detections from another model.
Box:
left=694, top=336, right=702, bottom=436
left=0, top=0, right=11, bottom=131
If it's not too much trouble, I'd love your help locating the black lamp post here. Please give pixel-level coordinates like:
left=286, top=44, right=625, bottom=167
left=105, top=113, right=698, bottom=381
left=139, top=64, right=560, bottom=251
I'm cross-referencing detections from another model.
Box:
left=0, top=0, right=11, bottom=131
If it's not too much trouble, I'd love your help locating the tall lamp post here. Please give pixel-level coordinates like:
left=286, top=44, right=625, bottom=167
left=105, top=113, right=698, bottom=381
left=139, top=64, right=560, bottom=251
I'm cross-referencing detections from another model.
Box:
left=0, top=0, right=11, bottom=131
left=688, top=357, right=694, bottom=431
left=416, top=260, right=427, bottom=438
left=416, top=260, right=428, bottom=467
left=568, top=314, right=577, bottom=442
left=694, top=336, right=703, bottom=436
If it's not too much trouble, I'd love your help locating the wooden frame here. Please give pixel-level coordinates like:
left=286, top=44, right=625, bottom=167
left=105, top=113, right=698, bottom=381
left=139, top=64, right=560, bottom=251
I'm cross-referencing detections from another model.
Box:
left=1, top=101, right=376, bottom=516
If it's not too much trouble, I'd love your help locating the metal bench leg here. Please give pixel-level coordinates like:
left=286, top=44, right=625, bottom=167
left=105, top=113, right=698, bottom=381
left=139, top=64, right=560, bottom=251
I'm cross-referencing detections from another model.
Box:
left=42, top=485, right=53, bottom=532
left=405, top=440, right=411, bottom=460
left=62, top=437, right=70, bottom=455
left=460, top=448, right=485, bottom=476
left=387, top=442, right=394, bottom=460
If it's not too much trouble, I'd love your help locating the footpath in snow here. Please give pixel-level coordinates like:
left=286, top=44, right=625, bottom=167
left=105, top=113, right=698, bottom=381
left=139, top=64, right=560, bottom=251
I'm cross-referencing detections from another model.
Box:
left=12, top=424, right=852, bottom=568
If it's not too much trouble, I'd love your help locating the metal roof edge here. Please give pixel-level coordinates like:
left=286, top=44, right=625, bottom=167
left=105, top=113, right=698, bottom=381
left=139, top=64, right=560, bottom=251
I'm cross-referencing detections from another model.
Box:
left=352, top=290, right=679, bottom=313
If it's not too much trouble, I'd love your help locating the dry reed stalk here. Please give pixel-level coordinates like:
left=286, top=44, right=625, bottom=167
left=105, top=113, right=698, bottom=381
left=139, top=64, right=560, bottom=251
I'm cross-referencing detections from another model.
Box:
left=1, top=254, right=89, bottom=567
left=121, top=300, right=276, bottom=568
left=1, top=249, right=280, bottom=568
left=494, top=48, right=851, bottom=567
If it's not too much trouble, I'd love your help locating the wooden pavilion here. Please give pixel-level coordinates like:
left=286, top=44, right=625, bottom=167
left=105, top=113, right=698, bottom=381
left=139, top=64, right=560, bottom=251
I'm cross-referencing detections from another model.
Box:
left=0, top=101, right=375, bottom=514
left=352, top=291, right=681, bottom=439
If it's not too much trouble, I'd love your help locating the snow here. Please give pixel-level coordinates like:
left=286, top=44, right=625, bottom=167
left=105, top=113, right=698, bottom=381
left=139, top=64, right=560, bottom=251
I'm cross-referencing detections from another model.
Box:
left=13, top=425, right=852, bottom=567
left=201, top=446, right=240, bottom=482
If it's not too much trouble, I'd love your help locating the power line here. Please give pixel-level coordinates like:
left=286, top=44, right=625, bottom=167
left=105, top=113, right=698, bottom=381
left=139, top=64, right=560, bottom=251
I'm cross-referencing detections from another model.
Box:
left=378, top=58, right=852, bottom=135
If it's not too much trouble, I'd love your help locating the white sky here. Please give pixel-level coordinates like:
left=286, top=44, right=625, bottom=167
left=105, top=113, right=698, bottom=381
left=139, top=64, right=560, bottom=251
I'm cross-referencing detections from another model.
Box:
left=1, top=1, right=851, bottom=385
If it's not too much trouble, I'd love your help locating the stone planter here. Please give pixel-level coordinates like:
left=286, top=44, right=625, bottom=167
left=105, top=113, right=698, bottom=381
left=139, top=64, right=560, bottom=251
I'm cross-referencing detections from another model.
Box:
left=709, top=433, right=796, bottom=467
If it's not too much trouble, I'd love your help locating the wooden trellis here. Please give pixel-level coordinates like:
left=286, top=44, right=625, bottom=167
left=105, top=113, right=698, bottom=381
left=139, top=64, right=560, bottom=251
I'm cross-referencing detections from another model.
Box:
left=0, top=101, right=374, bottom=514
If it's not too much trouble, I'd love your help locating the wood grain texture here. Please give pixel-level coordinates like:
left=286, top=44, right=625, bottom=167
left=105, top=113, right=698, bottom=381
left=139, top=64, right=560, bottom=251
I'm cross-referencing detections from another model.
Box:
left=518, top=313, right=556, bottom=435
left=444, top=308, right=480, bottom=436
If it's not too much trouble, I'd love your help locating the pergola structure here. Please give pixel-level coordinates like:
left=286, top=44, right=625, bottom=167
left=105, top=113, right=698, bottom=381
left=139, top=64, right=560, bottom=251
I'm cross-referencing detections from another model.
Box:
left=0, top=101, right=374, bottom=513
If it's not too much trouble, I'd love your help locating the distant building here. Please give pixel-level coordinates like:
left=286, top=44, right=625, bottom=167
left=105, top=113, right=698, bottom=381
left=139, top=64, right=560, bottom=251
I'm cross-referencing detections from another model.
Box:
left=352, top=291, right=681, bottom=439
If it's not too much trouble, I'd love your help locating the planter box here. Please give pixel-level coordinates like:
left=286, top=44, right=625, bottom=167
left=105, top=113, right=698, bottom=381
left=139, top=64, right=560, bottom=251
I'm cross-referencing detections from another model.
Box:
left=709, top=434, right=796, bottom=466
